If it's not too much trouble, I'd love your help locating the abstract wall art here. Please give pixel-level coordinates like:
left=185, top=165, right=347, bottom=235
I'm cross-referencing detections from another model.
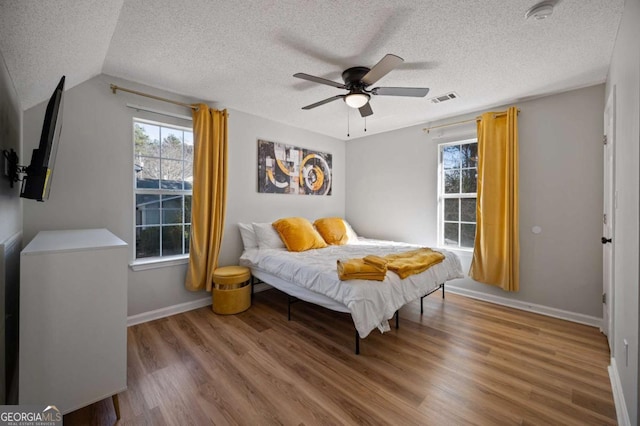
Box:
left=257, top=139, right=332, bottom=195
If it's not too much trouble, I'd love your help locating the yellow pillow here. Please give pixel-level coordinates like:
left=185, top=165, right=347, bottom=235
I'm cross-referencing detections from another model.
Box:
left=314, top=217, right=349, bottom=245
left=272, top=217, right=328, bottom=252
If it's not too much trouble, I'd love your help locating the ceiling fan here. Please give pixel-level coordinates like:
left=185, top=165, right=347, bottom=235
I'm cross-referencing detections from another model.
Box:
left=293, top=54, right=429, bottom=117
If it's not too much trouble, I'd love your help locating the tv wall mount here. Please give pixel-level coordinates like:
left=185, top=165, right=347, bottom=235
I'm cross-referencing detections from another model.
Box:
left=2, top=149, right=27, bottom=188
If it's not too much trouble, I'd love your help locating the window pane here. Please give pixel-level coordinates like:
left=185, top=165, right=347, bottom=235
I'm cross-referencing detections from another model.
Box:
left=161, top=159, right=185, bottom=189
left=185, top=195, right=192, bottom=223
left=136, top=226, right=160, bottom=258
left=444, top=223, right=459, bottom=246
left=134, top=123, right=160, bottom=158
left=461, top=223, right=476, bottom=248
left=444, top=198, right=458, bottom=221
left=439, top=141, right=477, bottom=249
left=184, top=131, right=194, bottom=164
left=461, top=143, right=478, bottom=168
left=462, top=169, right=477, bottom=193
left=136, top=157, right=160, bottom=188
left=161, top=128, right=184, bottom=160
left=134, top=121, right=192, bottom=260
left=161, top=195, right=183, bottom=224
left=136, top=194, right=160, bottom=225
left=162, top=225, right=183, bottom=256
left=184, top=162, right=193, bottom=190
left=444, top=170, right=460, bottom=194
left=442, top=145, right=460, bottom=169
left=461, top=198, right=476, bottom=222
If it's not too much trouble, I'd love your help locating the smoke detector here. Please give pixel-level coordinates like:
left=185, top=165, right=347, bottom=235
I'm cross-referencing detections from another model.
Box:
left=430, top=92, right=459, bottom=104
left=525, top=1, right=555, bottom=20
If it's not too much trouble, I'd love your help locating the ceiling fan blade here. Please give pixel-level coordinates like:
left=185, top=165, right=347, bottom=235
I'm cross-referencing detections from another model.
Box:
left=359, top=102, right=373, bottom=117
left=361, top=54, right=404, bottom=86
left=372, top=87, right=430, bottom=97
left=293, top=73, right=346, bottom=89
left=302, top=95, right=344, bottom=110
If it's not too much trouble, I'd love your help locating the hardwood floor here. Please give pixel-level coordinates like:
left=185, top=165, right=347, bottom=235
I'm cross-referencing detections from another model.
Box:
left=65, top=289, right=616, bottom=425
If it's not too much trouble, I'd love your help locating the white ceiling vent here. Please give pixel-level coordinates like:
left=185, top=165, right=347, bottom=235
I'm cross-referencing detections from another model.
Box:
left=430, top=92, right=459, bottom=104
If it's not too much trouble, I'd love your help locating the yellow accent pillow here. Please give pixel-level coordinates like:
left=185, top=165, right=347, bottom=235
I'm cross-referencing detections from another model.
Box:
left=272, top=217, right=328, bottom=252
left=314, top=217, right=349, bottom=245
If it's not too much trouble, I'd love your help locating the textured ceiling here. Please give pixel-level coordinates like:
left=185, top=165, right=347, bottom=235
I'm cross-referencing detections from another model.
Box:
left=0, top=0, right=624, bottom=140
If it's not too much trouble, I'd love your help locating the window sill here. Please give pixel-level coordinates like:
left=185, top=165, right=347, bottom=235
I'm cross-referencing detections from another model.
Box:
left=437, top=246, right=474, bottom=256
left=129, top=255, right=190, bottom=271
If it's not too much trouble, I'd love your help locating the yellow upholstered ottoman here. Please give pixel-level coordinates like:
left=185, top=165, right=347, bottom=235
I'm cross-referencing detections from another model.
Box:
left=212, top=266, right=251, bottom=314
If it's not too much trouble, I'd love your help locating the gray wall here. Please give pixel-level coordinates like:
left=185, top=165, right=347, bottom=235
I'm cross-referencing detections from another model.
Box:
left=0, top=49, right=22, bottom=243
left=606, top=0, right=640, bottom=422
left=0, top=48, right=22, bottom=405
left=346, top=84, right=605, bottom=319
left=22, top=74, right=345, bottom=317
left=223, top=109, right=345, bottom=263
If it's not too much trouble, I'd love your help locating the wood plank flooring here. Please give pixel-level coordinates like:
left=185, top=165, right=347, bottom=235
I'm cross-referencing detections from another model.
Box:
left=64, top=289, right=616, bottom=425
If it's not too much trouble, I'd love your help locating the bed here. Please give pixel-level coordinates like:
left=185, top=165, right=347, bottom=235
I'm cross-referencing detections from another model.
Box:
left=238, top=220, right=464, bottom=353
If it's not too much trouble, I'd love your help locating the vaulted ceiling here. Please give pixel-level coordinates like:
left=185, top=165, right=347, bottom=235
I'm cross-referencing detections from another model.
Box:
left=0, top=0, right=624, bottom=140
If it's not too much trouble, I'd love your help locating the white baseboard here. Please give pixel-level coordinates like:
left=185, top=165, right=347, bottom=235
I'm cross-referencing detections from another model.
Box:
left=127, top=297, right=212, bottom=326
left=609, top=358, right=631, bottom=426
left=126, top=282, right=273, bottom=327
left=128, top=284, right=599, bottom=330
left=446, top=285, right=602, bottom=328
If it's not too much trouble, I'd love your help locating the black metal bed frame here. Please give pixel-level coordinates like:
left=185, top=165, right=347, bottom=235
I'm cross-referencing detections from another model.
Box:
left=251, top=276, right=445, bottom=355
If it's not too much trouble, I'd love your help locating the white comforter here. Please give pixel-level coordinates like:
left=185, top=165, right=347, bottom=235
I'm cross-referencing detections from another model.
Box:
left=240, top=238, right=464, bottom=338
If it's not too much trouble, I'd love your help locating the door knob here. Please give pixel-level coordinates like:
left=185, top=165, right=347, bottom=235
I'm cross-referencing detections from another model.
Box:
left=602, top=237, right=612, bottom=244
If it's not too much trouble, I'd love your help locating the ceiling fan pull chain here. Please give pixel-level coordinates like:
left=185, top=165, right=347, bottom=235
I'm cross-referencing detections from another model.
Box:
left=347, top=109, right=350, bottom=137
left=364, top=117, right=367, bottom=132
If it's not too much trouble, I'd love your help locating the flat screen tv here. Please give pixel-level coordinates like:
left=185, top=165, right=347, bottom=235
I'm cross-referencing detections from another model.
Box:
left=21, top=75, right=65, bottom=201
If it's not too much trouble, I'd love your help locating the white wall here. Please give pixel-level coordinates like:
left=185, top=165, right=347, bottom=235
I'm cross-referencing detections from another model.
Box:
left=606, top=0, right=640, bottom=423
left=22, top=74, right=345, bottom=317
left=346, top=85, right=605, bottom=319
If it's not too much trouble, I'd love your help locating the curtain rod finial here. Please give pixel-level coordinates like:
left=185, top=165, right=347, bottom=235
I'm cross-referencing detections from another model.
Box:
left=110, top=84, right=117, bottom=94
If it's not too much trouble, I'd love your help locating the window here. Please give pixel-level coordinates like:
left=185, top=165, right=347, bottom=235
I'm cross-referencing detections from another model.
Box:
left=438, top=139, right=478, bottom=249
left=134, top=119, right=193, bottom=259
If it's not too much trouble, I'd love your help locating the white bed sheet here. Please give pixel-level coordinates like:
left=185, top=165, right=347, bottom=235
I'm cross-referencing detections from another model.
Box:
left=240, top=238, right=464, bottom=338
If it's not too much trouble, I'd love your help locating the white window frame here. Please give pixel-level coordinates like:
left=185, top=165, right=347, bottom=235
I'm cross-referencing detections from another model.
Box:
left=131, top=118, right=193, bottom=268
left=437, top=138, right=478, bottom=251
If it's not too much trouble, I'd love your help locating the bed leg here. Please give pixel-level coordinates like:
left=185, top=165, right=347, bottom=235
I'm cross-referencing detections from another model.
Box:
left=420, top=296, right=425, bottom=314
left=395, top=310, right=399, bottom=329
left=442, top=282, right=445, bottom=299
left=287, top=295, right=292, bottom=321
left=355, top=331, right=360, bottom=355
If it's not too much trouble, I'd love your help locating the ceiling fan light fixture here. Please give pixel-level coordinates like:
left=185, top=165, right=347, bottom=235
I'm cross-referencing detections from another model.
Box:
left=344, top=93, right=370, bottom=109
left=525, top=1, right=555, bottom=20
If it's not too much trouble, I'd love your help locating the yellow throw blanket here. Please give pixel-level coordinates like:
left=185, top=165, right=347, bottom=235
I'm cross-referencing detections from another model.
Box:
left=384, top=248, right=445, bottom=279
left=337, top=258, right=387, bottom=281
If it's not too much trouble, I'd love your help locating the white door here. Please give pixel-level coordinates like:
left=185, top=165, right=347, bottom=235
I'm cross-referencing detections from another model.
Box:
left=602, top=89, right=615, bottom=352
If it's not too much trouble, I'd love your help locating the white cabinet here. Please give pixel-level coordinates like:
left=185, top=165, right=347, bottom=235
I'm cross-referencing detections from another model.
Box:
left=19, top=229, right=127, bottom=414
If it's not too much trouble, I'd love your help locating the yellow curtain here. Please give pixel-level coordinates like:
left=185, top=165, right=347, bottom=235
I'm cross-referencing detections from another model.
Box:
left=185, top=104, right=228, bottom=292
left=469, top=106, right=519, bottom=291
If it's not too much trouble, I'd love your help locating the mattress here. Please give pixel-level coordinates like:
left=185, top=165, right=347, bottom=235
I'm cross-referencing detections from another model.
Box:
left=240, top=238, right=464, bottom=338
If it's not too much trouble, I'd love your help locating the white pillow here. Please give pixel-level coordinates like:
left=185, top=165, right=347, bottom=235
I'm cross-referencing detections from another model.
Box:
left=238, top=223, right=258, bottom=250
left=343, top=220, right=359, bottom=243
left=252, top=222, right=286, bottom=249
